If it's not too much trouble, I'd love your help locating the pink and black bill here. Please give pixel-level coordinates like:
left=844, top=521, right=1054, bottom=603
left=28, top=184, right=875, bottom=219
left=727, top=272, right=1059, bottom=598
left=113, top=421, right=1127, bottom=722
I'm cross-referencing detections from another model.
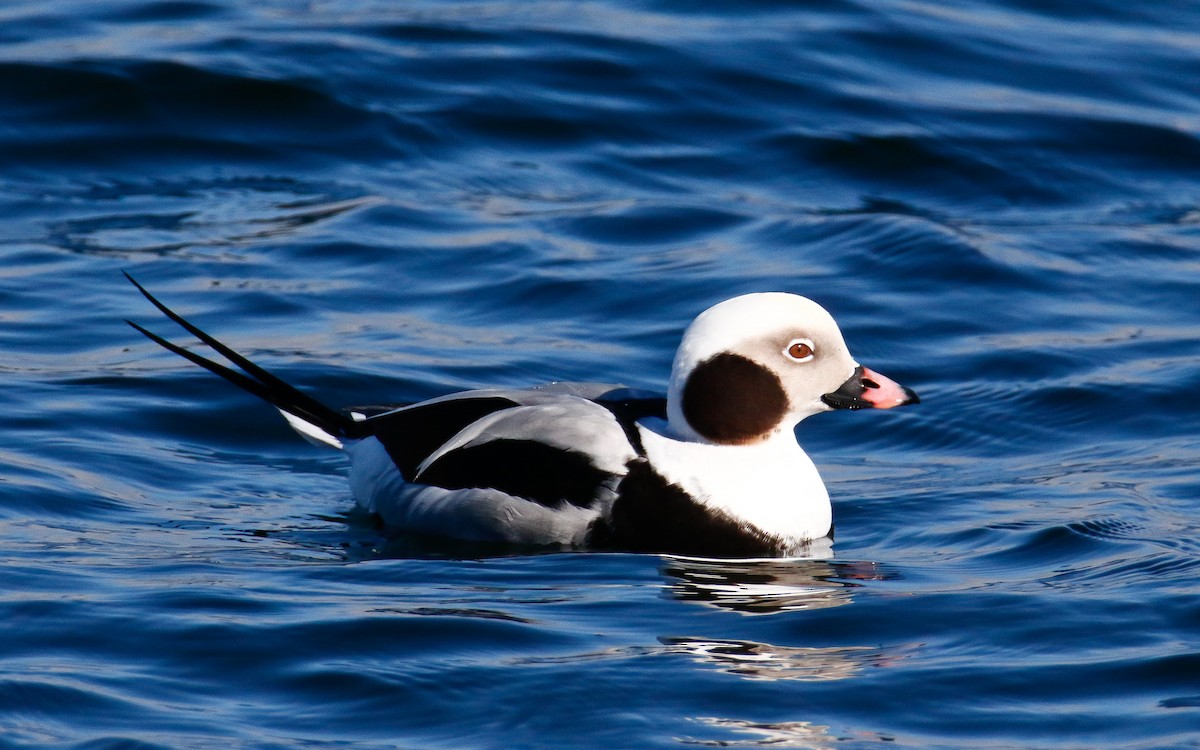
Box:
left=821, top=365, right=919, bottom=411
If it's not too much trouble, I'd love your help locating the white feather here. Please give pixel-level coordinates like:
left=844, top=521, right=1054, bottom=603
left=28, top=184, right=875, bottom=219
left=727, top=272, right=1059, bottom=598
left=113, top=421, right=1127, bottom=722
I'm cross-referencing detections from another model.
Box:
left=278, top=409, right=343, bottom=449
left=637, top=418, right=832, bottom=544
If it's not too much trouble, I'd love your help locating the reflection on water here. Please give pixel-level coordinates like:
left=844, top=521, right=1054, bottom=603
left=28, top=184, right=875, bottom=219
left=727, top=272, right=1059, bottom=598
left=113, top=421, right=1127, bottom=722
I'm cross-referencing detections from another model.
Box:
left=659, top=556, right=908, bottom=683
left=661, top=554, right=894, bottom=615
left=681, top=716, right=897, bottom=749
left=662, top=559, right=908, bottom=747
left=660, top=637, right=886, bottom=682
left=680, top=717, right=834, bottom=749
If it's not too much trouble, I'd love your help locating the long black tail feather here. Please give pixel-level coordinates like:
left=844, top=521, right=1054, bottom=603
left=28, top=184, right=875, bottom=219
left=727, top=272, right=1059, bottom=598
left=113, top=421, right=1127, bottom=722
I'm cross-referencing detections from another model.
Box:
left=124, top=272, right=357, bottom=444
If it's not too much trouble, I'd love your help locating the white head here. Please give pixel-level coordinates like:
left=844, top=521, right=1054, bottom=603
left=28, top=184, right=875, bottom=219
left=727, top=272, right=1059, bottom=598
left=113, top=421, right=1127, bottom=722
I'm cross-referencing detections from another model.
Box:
left=666, top=293, right=917, bottom=445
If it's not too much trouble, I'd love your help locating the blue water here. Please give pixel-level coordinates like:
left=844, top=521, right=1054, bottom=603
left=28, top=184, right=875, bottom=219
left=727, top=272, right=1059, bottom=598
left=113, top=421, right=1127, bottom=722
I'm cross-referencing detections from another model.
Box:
left=2, top=1, right=1198, bottom=747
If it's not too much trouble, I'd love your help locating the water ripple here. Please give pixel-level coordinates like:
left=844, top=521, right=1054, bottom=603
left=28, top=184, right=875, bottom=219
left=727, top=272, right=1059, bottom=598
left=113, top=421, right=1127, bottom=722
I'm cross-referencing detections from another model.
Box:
left=1, top=1, right=1198, bottom=748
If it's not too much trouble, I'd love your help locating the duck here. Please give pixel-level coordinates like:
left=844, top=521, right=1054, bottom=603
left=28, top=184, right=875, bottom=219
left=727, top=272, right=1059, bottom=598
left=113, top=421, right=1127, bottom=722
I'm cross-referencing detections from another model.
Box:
left=125, top=273, right=917, bottom=557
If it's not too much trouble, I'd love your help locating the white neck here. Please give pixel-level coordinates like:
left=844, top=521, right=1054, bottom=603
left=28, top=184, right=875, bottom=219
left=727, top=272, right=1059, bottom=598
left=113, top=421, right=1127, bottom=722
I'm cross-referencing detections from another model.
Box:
left=636, top=420, right=832, bottom=543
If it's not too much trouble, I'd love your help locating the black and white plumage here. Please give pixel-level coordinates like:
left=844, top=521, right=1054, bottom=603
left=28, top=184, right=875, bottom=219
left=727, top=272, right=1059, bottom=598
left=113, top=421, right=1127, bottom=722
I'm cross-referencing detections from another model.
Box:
left=126, top=274, right=918, bottom=557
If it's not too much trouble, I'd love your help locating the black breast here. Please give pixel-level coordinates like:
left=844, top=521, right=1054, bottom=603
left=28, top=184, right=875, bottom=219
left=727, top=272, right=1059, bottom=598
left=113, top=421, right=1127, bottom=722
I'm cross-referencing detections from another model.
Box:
left=586, top=459, right=791, bottom=558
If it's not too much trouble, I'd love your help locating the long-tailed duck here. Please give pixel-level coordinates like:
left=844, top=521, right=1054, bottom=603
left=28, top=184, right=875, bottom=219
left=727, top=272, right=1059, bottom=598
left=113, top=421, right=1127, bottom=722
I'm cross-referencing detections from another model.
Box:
left=126, top=274, right=917, bottom=557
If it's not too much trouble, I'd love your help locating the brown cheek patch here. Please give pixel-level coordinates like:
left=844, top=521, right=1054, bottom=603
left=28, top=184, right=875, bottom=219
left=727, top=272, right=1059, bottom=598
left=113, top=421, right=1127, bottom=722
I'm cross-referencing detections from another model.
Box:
left=681, top=352, right=789, bottom=444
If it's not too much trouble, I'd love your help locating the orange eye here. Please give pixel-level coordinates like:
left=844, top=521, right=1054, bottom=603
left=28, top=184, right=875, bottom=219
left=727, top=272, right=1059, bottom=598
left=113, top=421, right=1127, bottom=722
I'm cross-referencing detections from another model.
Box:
left=785, top=339, right=814, bottom=362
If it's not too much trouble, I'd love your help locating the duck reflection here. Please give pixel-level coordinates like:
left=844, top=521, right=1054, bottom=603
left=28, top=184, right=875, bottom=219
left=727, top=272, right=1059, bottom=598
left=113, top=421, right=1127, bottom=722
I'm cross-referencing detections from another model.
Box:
left=659, top=555, right=904, bottom=682
left=659, top=636, right=887, bottom=682
left=681, top=716, right=896, bottom=748
left=661, top=554, right=893, bottom=615
left=682, top=716, right=835, bottom=749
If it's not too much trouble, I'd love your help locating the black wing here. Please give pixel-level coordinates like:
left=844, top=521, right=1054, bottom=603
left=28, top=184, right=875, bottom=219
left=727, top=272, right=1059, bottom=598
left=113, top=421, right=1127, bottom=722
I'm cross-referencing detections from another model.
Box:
left=358, top=396, right=521, bottom=479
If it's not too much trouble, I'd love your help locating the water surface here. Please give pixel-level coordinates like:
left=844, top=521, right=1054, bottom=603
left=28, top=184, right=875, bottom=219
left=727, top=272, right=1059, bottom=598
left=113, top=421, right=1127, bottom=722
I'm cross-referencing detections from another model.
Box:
left=1, top=1, right=1198, bottom=748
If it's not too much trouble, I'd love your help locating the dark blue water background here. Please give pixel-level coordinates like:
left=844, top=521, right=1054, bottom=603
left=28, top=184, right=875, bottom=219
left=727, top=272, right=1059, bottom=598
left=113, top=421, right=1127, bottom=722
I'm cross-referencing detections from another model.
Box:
left=2, top=1, right=1198, bottom=747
